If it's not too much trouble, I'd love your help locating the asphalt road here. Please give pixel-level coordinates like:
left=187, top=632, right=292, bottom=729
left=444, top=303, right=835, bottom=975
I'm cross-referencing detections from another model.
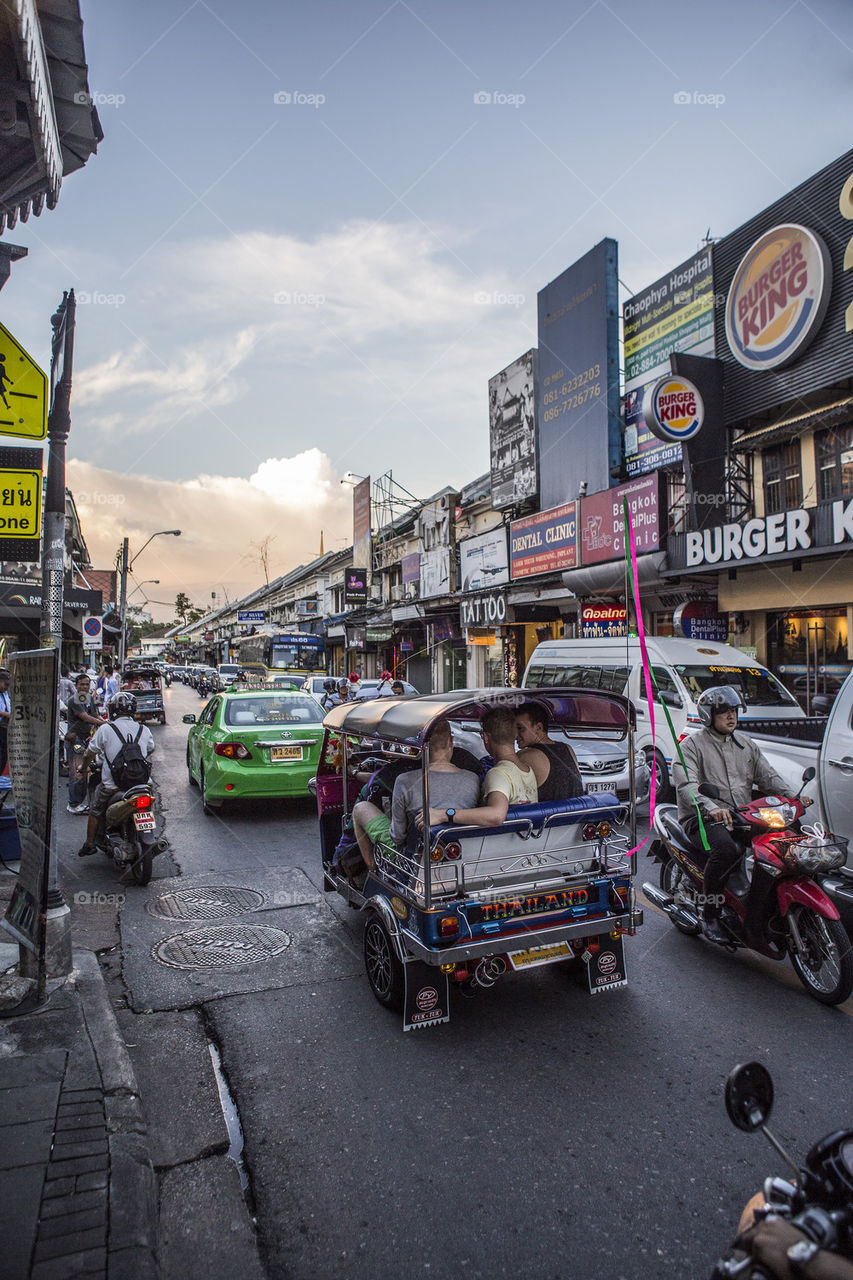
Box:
left=59, top=683, right=853, bottom=1280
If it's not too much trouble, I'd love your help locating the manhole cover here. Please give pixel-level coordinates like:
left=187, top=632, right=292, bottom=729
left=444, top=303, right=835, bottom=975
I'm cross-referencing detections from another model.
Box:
left=152, top=924, right=291, bottom=970
left=146, top=887, right=266, bottom=921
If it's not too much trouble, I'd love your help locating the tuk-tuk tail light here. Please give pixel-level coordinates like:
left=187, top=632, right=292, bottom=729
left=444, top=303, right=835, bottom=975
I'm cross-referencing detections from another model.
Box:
left=582, top=823, right=597, bottom=840
left=444, top=841, right=462, bottom=860
left=597, top=822, right=611, bottom=838
left=430, top=847, right=444, bottom=863
left=438, top=916, right=459, bottom=939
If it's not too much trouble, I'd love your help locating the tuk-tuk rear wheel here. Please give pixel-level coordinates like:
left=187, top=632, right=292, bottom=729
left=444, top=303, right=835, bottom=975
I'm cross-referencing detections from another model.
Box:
left=364, top=915, right=404, bottom=1011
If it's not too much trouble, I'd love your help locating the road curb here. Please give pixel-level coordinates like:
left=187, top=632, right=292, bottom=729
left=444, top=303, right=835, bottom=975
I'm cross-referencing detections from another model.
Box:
left=72, top=949, right=159, bottom=1277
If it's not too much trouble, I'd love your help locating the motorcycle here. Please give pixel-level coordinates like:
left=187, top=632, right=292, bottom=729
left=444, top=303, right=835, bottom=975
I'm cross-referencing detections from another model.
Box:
left=712, top=1061, right=853, bottom=1278
left=86, top=748, right=167, bottom=886
left=643, top=769, right=853, bottom=1005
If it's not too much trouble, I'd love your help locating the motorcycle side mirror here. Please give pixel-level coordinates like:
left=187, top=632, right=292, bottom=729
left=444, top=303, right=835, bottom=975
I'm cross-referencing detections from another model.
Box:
left=699, top=782, right=722, bottom=800
left=182, top=714, right=196, bottom=724
left=801, top=767, right=816, bottom=783
left=725, top=1061, right=774, bottom=1132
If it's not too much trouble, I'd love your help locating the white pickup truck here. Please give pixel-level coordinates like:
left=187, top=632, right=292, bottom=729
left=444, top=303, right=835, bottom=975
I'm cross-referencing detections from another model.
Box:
left=747, top=673, right=853, bottom=931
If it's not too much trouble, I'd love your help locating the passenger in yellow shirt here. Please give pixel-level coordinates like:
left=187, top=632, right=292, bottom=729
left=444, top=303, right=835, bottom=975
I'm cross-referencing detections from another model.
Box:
left=423, top=706, right=537, bottom=828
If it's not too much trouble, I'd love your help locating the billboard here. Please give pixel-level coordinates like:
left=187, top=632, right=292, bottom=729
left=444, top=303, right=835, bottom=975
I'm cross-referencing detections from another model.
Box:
left=418, top=496, right=455, bottom=599
left=579, top=475, right=660, bottom=566
left=581, top=605, right=627, bottom=638
left=489, top=349, right=537, bottom=509
left=622, top=249, right=714, bottom=477
left=510, top=501, right=577, bottom=580
left=401, top=552, right=420, bottom=584
left=458, top=526, right=509, bottom=592
left=713, top=148, right=853, bottom=423
left=352, top=476, right=371, bottom=572
left=344, top=568, right=367, bottom=605
left=536, top=240, right=620, bottom=509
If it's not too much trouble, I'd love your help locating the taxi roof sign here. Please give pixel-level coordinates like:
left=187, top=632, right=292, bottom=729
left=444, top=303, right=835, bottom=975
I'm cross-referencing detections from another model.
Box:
left=0, top=321, right=47, bottom=440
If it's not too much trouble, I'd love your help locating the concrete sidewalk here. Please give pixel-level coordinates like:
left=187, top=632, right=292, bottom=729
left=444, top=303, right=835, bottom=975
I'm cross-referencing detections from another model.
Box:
left=0, top=946, right=158, bottom=1279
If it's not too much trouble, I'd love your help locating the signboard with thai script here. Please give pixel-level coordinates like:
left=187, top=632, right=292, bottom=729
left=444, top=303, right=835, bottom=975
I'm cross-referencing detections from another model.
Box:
left=581, top=605, right=627, bottom=638
left=2, top=648, right=57, bottom=957
left=579, top=475, right=659, bottom=566
left=509, top=501, right=578, bottom=580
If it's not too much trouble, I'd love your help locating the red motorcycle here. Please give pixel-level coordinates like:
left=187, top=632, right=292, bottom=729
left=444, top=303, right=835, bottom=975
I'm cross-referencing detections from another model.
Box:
left=644, top=771, right=853, bottom=1006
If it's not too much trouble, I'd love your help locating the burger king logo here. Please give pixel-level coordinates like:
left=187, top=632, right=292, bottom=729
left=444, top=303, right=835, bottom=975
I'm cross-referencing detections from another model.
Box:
left=642, top=376, right=704, bottom=444
left=725, top=223, right=832, bottom=371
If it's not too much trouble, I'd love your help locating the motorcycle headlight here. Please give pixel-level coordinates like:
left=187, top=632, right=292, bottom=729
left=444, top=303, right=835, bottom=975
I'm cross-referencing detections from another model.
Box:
left=786, top=837, right=847, bottom=874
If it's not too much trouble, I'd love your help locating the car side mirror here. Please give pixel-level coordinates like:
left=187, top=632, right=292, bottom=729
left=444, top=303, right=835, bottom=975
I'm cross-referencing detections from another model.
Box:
left=182, top=714, right=196, bottom=724
left=658, top=690, right=683, bottom=709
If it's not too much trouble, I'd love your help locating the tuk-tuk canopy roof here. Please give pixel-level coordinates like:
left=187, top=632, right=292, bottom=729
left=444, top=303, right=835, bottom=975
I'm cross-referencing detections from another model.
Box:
left=322, top=687, right=634, bottom=744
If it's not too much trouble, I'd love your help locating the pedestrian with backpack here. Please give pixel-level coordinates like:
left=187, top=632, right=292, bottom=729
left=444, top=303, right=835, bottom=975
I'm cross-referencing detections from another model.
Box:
left=78, top=692, right=155, bottom=858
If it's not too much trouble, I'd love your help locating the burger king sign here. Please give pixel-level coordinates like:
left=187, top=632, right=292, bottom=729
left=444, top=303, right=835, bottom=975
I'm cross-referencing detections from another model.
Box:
left=725, top=223, right=832, bottom=371
left=642, top=375, right=704, bottom=444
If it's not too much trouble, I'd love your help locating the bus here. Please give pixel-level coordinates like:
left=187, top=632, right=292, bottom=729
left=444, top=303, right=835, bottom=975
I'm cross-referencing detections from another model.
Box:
left=234, top=632, right=325, bottom=677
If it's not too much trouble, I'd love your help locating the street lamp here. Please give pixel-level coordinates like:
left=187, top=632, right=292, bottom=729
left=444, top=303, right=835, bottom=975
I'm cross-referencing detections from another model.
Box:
left=118, top=531, right=181, bottom=666
left=128, top=579, right=159, bottom=599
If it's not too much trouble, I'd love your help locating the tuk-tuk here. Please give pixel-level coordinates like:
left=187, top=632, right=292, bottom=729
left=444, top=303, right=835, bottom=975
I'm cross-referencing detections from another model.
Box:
left=120, top=666, right=166, bottom=724
left=316, top=688, right=644, bottom=1031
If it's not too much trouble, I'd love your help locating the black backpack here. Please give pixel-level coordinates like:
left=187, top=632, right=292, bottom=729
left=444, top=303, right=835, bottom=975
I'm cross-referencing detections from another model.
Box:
left=108, top=723, right=151, bottom=790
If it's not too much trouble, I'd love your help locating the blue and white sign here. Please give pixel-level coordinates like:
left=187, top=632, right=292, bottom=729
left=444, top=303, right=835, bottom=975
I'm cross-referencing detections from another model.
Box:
left=238, top=610, right=265, bottom=623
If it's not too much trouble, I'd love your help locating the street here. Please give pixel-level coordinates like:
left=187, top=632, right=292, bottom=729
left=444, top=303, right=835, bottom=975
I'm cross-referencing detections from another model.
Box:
left=60, top=683, right=853, bottom=1280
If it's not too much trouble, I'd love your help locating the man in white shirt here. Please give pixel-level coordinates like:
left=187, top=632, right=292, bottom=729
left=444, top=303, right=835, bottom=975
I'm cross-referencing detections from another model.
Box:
left=105, top=668, right=120, bottom=701
left=78, top=692, right=155, bottom=857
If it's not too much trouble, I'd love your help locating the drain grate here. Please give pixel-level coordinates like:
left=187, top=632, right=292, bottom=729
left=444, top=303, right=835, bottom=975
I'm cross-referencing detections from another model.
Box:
left=146, top=886, right=266, bottom=921
left=152, top=924, right=292, bottom=970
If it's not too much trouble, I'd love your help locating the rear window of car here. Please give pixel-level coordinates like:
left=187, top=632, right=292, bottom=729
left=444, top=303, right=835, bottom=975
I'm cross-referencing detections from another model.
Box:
left=219, top=665, right=238, bottom=675
left=223, top=696, right=322, bottom=726
left=526, top=663, right=629, bottom=692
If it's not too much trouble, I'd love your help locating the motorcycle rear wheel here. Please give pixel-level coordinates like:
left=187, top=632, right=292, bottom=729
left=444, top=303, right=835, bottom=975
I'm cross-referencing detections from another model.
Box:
left=788, top=905, right=853, bottom=1005
left=130, top=844, right=153, bottom=886
left=659, top=859, right=700, bottom=935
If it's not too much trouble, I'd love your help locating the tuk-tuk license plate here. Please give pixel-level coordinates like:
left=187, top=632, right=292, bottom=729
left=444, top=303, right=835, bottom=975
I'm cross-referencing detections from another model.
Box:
left=508, top=941, right=572, bottom=970
left=587, top=782, right=614, bottom=793
left=271, top=746, right=303, bottom=761
left=133, top=814, right=155, bottom=831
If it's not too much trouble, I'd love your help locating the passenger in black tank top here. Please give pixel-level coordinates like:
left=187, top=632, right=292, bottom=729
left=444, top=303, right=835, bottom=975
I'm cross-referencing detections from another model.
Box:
left=514, top=702, right=584, bottom=801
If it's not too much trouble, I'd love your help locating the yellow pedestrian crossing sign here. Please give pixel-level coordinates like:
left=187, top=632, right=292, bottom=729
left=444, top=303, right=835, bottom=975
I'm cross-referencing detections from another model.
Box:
left=0, top=321, right=47, bottom=440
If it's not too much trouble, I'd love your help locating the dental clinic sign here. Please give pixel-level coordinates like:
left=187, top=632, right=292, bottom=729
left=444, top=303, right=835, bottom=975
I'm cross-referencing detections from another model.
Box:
left=685, top=501, right=853, bottom=567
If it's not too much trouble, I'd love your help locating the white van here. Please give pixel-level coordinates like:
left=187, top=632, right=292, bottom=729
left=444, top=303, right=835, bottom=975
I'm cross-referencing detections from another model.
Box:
left=522, top=637, right=804, bottom=799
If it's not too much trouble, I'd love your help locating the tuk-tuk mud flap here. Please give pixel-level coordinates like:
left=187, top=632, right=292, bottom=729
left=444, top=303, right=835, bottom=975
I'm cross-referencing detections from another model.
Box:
left=584, top=935, right=628, bottom=995
left=403, top=961, right=450, bottom=1032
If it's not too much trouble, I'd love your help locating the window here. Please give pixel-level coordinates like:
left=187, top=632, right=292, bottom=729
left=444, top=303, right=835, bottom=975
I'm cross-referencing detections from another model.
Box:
left=763, top=441, right=802, bottom=515
left=666, top=473, right=689, bottom=535
left=815, top=424, right=853, bottom=503
left=638, top=666, right=680, bottom=702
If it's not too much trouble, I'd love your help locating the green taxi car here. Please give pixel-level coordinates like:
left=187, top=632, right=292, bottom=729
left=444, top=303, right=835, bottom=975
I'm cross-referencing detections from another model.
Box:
left=184, top=690, right=325, bottom=810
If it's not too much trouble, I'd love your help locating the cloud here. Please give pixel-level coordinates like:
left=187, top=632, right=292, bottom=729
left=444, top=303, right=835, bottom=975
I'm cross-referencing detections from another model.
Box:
left=68, top=449, right=352, bottom=620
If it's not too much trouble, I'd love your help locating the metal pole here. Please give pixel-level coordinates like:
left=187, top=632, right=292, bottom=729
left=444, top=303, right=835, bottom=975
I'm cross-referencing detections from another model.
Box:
left=118, top=538, right=129, bottom=668
left=25, top=292, right=76, bottom=979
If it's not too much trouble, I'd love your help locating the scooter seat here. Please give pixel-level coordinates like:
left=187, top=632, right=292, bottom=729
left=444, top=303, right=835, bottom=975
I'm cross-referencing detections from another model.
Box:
left=657, top=807, right=703, bottom=861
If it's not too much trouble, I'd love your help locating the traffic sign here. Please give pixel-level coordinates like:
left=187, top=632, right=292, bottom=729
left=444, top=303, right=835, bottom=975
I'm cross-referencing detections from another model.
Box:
left=82, top=615, right=103, bottom=651
left=0, top=446, right=43, bottom=560
left=0, top=321, right=48, bottom=440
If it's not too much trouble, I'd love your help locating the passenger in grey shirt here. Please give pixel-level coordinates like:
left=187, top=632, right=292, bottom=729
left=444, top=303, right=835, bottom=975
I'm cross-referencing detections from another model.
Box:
left=351, top=719, right=479, bottom=875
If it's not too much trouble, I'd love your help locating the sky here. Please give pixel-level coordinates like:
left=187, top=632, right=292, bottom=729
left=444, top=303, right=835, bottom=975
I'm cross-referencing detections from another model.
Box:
left=3, top=0, right=853, bottom=619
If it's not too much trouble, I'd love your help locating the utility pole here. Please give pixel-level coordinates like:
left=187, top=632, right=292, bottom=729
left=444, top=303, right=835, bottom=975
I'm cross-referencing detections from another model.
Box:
left=27, top=291, right=76, bottom=979
left=118, top=537, right=129, bottom=667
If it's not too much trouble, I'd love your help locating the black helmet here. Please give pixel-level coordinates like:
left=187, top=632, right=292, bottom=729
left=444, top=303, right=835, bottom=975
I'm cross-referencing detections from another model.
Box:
left=697, top=684, right=745, bottom=727
left=107, top=692, right=137, bottom=720
left=323, top=678, right=337, bottom=693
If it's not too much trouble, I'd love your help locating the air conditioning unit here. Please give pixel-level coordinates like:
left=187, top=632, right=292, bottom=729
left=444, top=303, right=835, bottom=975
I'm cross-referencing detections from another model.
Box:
left=390, top=584, right=404, bottom=602
left=369, top=586, right=383, bottom=603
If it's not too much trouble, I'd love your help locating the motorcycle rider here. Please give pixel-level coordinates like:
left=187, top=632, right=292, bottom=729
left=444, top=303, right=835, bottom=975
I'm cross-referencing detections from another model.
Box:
left=672, top=684, right=809, bottom=945
left=320, top=678, right=341, bottom=712
left=77, top=692, right=155, bottom=858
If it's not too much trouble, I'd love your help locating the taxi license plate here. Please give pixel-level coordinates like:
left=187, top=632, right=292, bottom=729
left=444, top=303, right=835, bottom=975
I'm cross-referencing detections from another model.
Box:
left=587, top=781, right=614, bottom=793
left=133, top=814, right=155, bottom=831
left=271, top=745, right=303, bottom=761
left=508, top=942, right=572, bottom=970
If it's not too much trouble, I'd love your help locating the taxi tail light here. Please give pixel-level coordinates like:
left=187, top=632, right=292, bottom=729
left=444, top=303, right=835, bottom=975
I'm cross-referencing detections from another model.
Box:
left=438, top=916, right=459, bottom=939
left=214, top=742, right=253, bottom=760
left=132, top=794, right=152, bottom=811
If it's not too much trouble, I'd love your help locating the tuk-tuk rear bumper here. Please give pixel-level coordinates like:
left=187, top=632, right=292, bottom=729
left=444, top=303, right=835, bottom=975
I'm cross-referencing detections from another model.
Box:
left=392, top=909, right=643, bottom=967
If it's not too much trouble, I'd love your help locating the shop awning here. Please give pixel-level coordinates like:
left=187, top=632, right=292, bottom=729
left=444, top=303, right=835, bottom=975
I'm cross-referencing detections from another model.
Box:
left=560, top=551, right=667, bottom=598
left=732, top=396, right=853, bottom=452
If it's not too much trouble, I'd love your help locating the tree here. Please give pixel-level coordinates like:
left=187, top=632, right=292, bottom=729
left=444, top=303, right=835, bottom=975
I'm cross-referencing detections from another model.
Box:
left=244, top=534, right=277, bottom=587
left=174, top=592, right=192, bottom=623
